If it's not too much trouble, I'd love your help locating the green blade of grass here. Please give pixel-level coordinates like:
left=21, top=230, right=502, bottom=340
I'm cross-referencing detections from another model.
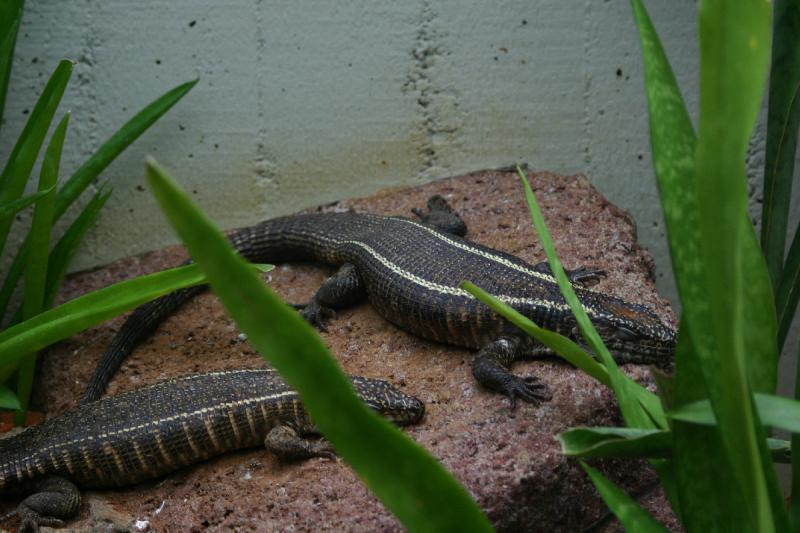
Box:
left=761, top=0, right=800, bottom=292
left=560, top=427, right=670, bottom=458
left=145, top=158, right=492, bottom=533
left=0, top=187, right=55, bottom=219
left=15, top=112, right=68, bottom=422
left=516, top=168, right=653, bottom=429
left=0, top=189, right=112, bottom=336
left=43, top=187, right=111, bottom=309
left=0, top=79, right=197, bottom=320
left=794, top=339, right=800, bottom=528
left=461, top=281, right=610, bottom=386
left=0, top=384, right=20, bottom=410
left=0, top=59, right=72, bottom=258
left=0, top=0, right=23, bottom=131
left=580, top=462, right=668, bottom=532
left=0, top=263, right=270, bottom=367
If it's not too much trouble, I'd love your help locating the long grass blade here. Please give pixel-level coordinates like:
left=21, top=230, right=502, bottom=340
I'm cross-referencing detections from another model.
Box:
left=15, top=113, right=68, bottom=421
left=0, top=59, right=72, bottom=256
left=0, top=0, right=23, bottom=131
left=581, top=462, right=667, bottom=532
left=145, top=158, right=492, bottom=532
left=0, top=263, right=268, bottom=367
left=0, top=187, right=55, bottom=220
left=43, top=188, right=111, bottom=309
left=0, top=79, right=197, bottom=320
left=560, top=427, right=671, bottom=458
left=516, top=168, right=653, bottom=429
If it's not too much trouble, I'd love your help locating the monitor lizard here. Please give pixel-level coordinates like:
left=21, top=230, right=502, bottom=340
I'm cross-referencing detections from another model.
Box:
left=0, top=368, right=423, bottom=532
left=82, top=195, right=676, bottom=408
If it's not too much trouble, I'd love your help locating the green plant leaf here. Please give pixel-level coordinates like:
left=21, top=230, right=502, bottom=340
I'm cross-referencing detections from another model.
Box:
left=145, top=158, right=492, bottom=533
left=0, top=186, right=55, bottom=219
left=43, top=188, right=111, bottom=309
left=0, top=384, right=20, bottom=410
left=777, top=225, right=800, bottom=351
left=761, top=0, right=800, bottom=295
left=580, top=462, right=667, bottom=532
left=515, top=168, right=654, bottom=430
left=0, top=0, right=23, bottom=130
left=670, top=392, right=800, bottom=434
left=16, top=112, right=68, bottom=421
left=0, top=79, right=198, bottom=320
left=0, top=59, right=72, bottom=254
left=560, top=427, right=670, bottom=458
left=0, top=263, right=271, bottom=367
left=694, top=1, right=780, bottom=530
left=561, top=427, right=791, bottom=464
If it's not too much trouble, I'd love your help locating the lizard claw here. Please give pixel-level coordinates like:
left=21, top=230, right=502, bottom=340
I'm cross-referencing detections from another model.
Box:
left=300, top=301, right=336, bottom=331
left=504, top=375, right=552, bottom=410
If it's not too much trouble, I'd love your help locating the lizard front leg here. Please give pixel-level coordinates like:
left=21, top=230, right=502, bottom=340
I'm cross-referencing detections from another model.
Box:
left=471, top=336, right=553, bottom=409
left=5, top=476, right=81, bottom=533
left=297, top=263, right=366, bottom=331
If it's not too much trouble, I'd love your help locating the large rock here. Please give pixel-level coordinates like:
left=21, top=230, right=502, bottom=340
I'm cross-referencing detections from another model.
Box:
left=5, top=169, right=679, bottom=531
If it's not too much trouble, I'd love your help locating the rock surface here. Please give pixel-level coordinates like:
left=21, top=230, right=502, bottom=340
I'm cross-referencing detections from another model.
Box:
left=3, top=169, right=679, bottom=532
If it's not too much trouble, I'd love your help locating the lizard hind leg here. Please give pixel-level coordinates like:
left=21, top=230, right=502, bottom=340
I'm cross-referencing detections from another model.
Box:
left=264, top=425, right=335, bottom=461
left=13, top=476, right=80, bottom=533
left=411, top=195, right=468, bottom=236
left=299, top=263, right=366, bottom=331
left=471, top=336, right=553, bottom=409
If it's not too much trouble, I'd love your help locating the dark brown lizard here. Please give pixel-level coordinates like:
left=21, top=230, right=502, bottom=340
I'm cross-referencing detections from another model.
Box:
left=82, top=195, right=676, bottom=407
left=0, top=368, right=424, bottom=532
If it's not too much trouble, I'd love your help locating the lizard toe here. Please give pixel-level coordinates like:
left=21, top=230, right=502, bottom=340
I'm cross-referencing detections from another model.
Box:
left=504, top=375, right=552, bottom=409
left=300, top=302, right=336, bottom=331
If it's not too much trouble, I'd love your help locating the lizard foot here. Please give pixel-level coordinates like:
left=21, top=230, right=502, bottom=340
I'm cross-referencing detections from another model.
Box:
left=412, top=195, right=467, bottom=236
left=503, top=375, right=552, bottom=410
left=19, top=510, right=66, bottom=533
left=299, top=301, right=336, bottom=331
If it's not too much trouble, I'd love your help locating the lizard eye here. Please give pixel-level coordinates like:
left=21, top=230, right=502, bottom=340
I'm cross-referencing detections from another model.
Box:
left=616, top=327, right=639, bottom=341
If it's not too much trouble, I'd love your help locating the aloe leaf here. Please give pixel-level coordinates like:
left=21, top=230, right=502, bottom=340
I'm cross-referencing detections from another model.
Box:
left=761, top=0, right=800, bottom=292
left=694, top=1, right=780, bottom=529
left=581, top=462, right=667, bottom=532
left=145, top=158, right=492, bottom=532
left=670, top=392, right=800, bottom=434
left=0, top=263, right=271, bottom=367
left=0, top=0, right=23, bottom=130
left=0, top=79, right=197, bottom=320
left=15, top=113, right=68, bottom=420
left=560, top=427, right=670, bottom=458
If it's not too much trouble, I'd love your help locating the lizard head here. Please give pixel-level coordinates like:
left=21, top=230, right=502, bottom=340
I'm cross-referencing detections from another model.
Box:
left=351, top=376, right=425, bottom=425
left=588, top=297, right=676, bottom=368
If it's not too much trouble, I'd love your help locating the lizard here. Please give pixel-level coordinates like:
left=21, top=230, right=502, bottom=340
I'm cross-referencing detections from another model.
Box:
left=0, top=368, right=424, bottom=532
left=81, top=194, right=676, bottom=408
